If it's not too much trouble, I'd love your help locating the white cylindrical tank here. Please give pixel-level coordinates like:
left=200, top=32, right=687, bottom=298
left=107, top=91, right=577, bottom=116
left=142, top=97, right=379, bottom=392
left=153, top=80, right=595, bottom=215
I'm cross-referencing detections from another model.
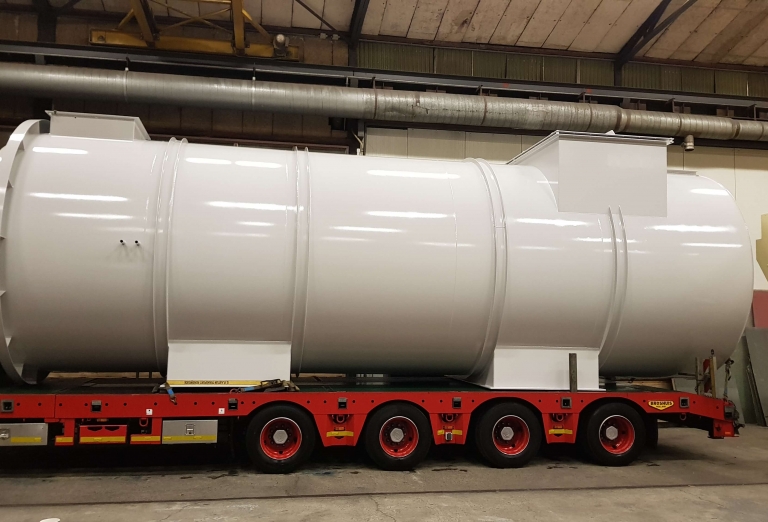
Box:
left=0, top=113, right=753, bottom=387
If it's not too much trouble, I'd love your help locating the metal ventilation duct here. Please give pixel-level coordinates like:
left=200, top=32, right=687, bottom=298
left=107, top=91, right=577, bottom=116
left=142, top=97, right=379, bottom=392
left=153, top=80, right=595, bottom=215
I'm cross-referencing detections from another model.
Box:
left=0, top=62, right=765, bottom=141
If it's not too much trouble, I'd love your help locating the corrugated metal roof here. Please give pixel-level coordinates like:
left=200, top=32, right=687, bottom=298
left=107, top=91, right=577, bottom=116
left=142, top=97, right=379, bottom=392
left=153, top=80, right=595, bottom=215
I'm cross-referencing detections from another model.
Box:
left=715, top=70, right=748, bottom=96
left=749, top=73, right=768, bottom=99
left=660, top=66, right=682, bottom=92
left=357, top=42, right=432, bottom=74
left=472, top=51, right=506, bottom=79
left=435, top=48, right=472, bottom=77
left=579, top=59, right=613, bottom=86
left=506, top=54, right=542, bottom=82
left=543, top=56, right=577, bottom=84
left=681, top=68, right=715, bottom=94
left=622, top=63, right=660, bottom=90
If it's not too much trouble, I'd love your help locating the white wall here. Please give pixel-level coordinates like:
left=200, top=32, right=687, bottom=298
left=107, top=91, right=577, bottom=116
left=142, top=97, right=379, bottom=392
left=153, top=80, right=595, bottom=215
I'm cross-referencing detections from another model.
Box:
left=366, top=127, right=524, bottom=163
left=366, top=127, right=768, bottom=290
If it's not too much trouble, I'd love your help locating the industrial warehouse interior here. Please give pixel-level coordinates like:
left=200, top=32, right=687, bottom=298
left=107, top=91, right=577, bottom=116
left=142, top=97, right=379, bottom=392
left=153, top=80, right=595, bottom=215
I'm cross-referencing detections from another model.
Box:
left=3, top=0, right=768, bottom=521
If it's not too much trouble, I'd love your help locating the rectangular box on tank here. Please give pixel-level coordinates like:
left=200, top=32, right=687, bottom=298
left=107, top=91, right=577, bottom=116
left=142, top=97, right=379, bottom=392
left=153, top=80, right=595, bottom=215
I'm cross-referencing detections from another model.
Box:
left=511, top=131, right=672, bottom=218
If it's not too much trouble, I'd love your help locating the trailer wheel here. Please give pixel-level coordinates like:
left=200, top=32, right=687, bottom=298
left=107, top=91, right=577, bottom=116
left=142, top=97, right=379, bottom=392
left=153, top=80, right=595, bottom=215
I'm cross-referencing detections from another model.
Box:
left=474, top=402, right=541, bottom=468
left=245, top=404, right=316, bottom=474
left=582, top=403, right=646, bottom=466
left=364, top=403, right=431, bottom=471
left=645, top=416, right=659, bottom=449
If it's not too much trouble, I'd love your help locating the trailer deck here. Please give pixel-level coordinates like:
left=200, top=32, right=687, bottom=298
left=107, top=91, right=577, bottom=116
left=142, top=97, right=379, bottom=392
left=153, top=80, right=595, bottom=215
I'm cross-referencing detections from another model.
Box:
left=0, top=375, right=738, bottom=473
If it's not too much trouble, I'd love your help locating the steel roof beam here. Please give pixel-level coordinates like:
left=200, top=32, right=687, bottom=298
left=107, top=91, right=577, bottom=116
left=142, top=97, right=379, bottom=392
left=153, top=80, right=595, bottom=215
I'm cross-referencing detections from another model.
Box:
left=616, top=0, right=698, bottom=69
left=32, top=0, right=56, bottom=42
left=349, top=0, right=370, bottom=47
left=294, top=0, right=339, bottom=34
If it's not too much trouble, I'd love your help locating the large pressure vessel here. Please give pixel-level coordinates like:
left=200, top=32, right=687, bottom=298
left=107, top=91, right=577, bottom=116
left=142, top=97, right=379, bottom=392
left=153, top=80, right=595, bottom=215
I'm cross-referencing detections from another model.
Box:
left=0, top=113, right=753, bottom=388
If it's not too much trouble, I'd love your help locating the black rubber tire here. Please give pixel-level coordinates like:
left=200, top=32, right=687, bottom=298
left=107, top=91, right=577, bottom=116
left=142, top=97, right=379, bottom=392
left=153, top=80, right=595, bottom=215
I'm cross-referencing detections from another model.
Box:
left=245, top=404, right=316, bottom=474
left=582, top=402, right=646, bottom=466
left=364, top=403, right=432, bottom=471
left=645, top=416, right=659, bottom=449
left=474, top=402, right=542, bottom=468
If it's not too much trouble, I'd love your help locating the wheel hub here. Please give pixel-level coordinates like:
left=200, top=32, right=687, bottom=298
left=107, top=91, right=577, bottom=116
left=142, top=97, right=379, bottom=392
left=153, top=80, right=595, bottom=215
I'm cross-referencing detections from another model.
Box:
left=259, top=417, right=302, bottom=461
left=273, top=429, right=289, bottom=445
left=379, top=416, right=419, bottom=458
left=492, top=415, right=531, bottom=456
left=598, top=415, right=636, bottom=455
left=389, top=427, right=405, bottom=443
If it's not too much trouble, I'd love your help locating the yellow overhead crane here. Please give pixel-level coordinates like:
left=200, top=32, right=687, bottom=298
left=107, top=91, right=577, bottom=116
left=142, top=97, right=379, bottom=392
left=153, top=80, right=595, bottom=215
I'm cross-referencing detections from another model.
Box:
left=89, top=0, right=300, bottom=60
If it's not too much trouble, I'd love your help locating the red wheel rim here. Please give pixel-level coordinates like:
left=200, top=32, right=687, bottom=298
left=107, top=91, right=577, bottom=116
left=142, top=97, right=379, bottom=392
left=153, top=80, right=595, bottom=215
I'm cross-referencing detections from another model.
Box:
left=260, top=417, right=302, bottom=460
left=379, top=416, right=419, bottom=458
left=492, top=415, right=530, bottom=456
left=599, top=415, right=635, bottom=455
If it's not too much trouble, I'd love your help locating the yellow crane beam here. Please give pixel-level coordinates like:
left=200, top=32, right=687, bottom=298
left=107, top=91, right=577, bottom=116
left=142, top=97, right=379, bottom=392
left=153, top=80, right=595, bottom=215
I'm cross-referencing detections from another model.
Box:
left=90, top=29, right=300, bottom=60
left=231, top=0, right=245, bottom=51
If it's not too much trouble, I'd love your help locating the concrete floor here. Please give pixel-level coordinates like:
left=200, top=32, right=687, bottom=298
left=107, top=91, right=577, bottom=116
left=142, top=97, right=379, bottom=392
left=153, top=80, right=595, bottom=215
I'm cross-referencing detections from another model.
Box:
left=2, top=425, right=768, bottom=521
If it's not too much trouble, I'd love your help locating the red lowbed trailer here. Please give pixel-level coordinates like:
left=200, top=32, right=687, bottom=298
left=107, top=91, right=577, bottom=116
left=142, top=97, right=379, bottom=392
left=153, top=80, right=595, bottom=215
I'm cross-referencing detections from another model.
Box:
left=0, top=374, right=738, bottom=474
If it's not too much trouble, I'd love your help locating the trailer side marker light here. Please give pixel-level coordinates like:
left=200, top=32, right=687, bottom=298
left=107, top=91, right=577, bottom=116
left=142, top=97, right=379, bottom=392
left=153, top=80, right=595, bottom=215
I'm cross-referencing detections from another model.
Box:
left=548, top=428, right=573, bottom=435
left=131, top=435, right=161, bottom=443
left=649, top=400, right=674, bottom=411
left=10, top=436, right=42, bottom=444
left=166, top=380, right=270, bottom=386
left=326, top=431, right=354, bottom=437
left=162, top=435, right=217, bottom=442
left=80, top=436, right=126, bottom=444
left=436, top=429, right=463, bottom=436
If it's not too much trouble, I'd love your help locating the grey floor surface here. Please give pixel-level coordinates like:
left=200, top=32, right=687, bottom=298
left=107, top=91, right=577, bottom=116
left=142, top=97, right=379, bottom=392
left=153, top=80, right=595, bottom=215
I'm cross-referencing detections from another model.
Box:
left=1, top=425, right=767, bottom=521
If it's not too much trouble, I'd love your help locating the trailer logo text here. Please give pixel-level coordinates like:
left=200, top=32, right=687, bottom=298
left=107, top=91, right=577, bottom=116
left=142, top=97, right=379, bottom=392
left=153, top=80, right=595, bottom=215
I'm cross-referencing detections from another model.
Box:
left=648, top=400, right=674, bottom=411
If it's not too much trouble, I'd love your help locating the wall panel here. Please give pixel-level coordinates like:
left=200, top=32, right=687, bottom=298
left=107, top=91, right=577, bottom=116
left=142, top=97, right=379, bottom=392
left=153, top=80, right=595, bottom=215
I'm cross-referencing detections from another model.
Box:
left=366, top=127, right=409, bottom=157
left=522, top=134, right=542, bottom=151
left=668, top=146, right=684, bottom=169
left=465, top=132, right=522, bottom=162
left=407, top=128, right=466, bottom=159
left=683, top=147, right=736, bottom=195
